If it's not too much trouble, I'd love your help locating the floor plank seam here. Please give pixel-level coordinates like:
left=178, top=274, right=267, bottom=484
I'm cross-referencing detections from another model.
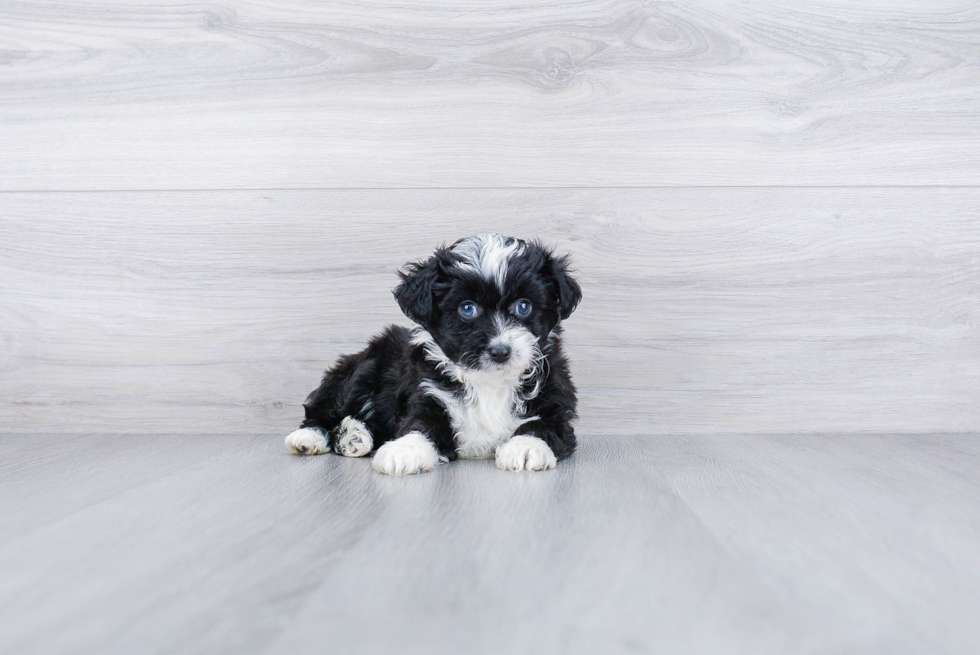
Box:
left=3, top=184, right=980, bottom=194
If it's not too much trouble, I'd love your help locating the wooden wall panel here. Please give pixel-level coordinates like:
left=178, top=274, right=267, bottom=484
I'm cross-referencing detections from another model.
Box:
left=1, top=1, right=979, bottom=189
left=2, top=188, right=977, bottom=435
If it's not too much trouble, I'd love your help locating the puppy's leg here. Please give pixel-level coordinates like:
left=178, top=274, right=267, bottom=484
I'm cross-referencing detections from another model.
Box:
left=288, top=341, right=381, bottom=456
left=285, top=426, right=330, bottom=455
left=497, top=368, right=577, bottom=470
left=333, top=416, right=374, bottom=457
left=369, top=390, right=457, bottom=475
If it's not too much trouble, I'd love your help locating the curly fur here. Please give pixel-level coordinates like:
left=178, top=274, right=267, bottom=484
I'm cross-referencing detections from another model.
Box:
left=287, top=234, right=582, bottom=475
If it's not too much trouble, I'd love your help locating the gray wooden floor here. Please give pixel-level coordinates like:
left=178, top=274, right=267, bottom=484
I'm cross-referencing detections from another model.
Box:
left=1, top=432, right=978, bottom=654
left=2, top=1, right=980, bottom=653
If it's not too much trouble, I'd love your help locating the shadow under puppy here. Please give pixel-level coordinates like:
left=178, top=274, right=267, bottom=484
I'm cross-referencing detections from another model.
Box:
left=285, top=234, right=582, bottom=475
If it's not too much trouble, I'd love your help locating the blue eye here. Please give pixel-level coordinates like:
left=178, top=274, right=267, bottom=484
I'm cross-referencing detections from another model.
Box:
left=459, top=301, right=480, bottom=318
left=513, top=299, right=532, bottom=317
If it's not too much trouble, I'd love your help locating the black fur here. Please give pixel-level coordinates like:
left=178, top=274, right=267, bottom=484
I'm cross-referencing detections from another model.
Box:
left=297, top=236, right=582, bottom=467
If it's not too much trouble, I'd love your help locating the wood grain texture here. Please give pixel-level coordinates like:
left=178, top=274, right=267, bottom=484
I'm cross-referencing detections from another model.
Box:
left=1, top=188, right=977, bottom=435
left=3, top=3, right=979, bottom=653
left=1, top=1, right=979, bottom=189
left=0, top=432, right=978, bottom=654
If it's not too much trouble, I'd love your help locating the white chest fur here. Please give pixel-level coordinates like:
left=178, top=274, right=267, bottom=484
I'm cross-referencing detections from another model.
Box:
left=422, top=373, right=535, bottom=459
left=410, top=328, right=541, bottom=459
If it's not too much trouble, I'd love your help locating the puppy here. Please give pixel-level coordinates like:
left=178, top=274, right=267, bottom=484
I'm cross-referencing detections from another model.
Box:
left=284, top=234, right=582, bottom=475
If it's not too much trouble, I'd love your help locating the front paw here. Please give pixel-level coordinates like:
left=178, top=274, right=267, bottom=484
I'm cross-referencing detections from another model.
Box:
left=371, top=432, right=440, bottom=476
left=495, top=435, right=557, bottom=472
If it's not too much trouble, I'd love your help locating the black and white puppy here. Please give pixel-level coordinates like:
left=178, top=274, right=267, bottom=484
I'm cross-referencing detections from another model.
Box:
left=284, top=234, right=582, bottom=475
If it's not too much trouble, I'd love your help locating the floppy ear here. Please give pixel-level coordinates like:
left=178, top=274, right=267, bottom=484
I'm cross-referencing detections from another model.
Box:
left=393, top=254, right=445, bottom=326
left=545, top=252, right=582, bottom=320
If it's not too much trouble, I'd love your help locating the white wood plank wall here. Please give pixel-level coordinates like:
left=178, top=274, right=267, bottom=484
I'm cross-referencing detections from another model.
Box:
left=1, top=1, right=978, bottom=435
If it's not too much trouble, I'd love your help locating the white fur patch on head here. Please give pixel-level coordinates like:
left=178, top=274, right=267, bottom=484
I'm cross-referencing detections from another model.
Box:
left=285, top=427, right=330, bottom=455
left=451, top=234, right=524, bottom=292
left=495, top=435, right=557, bottom=471
left=372, top=432, right=443, bottom=475
left=335, top=416, right=374, bottom=457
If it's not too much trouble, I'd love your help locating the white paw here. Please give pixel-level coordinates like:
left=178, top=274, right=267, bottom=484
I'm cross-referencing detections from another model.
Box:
left=285, top=428, right=329, bottom=455
left=335, top=416, right=374, bottom=457
left=371, top=432, right=440, bottom=476
left=495, top=435, right=557, bottom=472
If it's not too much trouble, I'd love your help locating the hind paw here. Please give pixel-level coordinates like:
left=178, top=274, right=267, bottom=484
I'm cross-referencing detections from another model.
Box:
left=285, top=428, right=330, bottom=455
left=335, top=417, right=374, bottom=457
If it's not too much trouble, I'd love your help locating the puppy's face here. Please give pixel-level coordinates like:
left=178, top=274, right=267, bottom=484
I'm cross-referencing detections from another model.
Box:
left=394, top=235, right=582, bottom=375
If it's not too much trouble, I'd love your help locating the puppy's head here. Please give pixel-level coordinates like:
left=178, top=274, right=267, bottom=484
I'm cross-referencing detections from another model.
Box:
left=394, top=234, right=581, bottom=376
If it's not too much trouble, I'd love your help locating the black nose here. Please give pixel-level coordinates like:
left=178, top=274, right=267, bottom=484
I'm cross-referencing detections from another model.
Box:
left=489, top=344, right=511, bottom=363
